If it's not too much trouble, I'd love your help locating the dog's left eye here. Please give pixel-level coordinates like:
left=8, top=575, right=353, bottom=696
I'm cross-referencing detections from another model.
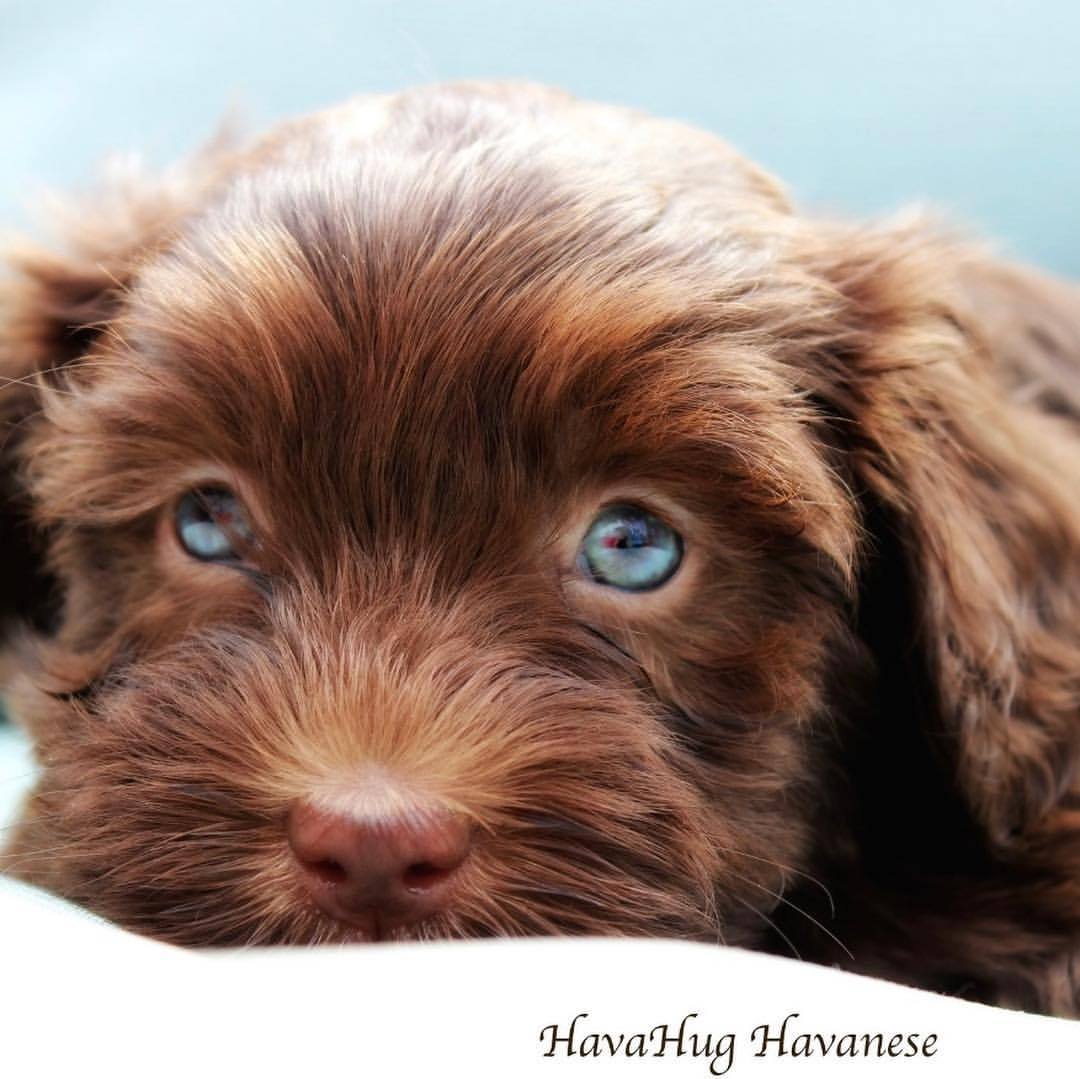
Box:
left=578, top=504, right=683, bottom=591
left=175, top=488, right=254, bottom=563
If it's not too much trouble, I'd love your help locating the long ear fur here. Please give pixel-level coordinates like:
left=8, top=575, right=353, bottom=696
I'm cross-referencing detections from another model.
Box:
left=0, top=149, right=231, bottom=633
left=806, top=219, right=1080, bottom=854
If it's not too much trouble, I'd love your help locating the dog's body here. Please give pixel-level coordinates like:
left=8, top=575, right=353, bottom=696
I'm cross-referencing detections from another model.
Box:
left=0, top=84, right=1078, bottom=1014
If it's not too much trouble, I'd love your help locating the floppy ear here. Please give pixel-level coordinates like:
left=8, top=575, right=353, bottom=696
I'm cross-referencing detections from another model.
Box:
left=0, top=152, right=229, bottom=635
left=802, top=219, right=1080, bottom=851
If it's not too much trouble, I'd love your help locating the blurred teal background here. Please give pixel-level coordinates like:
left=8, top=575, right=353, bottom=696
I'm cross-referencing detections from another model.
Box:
left=1, top=0, right=1078, bottom=274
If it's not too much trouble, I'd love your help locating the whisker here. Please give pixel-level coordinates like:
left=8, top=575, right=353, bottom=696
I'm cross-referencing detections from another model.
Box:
left=732, top=894, right=801, bottom=961
left=731, top=870, right=854, bottom=961
left=713, top=842, right=837, bottom=918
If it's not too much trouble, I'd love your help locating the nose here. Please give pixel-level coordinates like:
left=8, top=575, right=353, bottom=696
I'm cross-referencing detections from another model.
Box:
left=287, top=797, right=472, bottom=937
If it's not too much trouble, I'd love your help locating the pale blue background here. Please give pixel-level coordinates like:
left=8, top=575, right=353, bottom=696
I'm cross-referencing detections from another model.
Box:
left=1, top=0, right=1078, bottom=274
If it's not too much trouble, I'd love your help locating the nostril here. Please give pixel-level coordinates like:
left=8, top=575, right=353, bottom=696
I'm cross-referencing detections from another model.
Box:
left=402, top=861, right=454, bottom=892
left=304, top=857, right=348, bottom=885
left=287, top=795, right=472, bottom=929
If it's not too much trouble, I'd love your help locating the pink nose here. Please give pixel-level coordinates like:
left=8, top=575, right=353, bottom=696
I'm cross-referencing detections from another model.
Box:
left=287, top=799, right=471, bottom=936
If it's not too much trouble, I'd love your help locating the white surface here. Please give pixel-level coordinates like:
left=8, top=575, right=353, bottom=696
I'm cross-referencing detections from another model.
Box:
left=2, top=722, right=1077, bottom=1074
left=0, top=721, right=35, bottom=834
left=0, top=876, right=1077, bottom=1077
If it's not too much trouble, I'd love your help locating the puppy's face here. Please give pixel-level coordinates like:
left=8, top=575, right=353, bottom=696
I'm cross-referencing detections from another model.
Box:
left=3, top=84, right=1078, bottom=1005
left=1, top=88, right=860, bottom=946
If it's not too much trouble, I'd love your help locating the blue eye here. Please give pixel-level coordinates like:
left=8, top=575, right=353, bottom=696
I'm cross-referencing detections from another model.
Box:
left=175, top=488, right=253, bottom=563
left=578, top=504, right=683, bottom=591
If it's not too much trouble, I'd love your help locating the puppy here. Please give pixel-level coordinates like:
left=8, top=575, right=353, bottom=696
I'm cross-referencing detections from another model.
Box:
left=1, top=83, right=1078, bottom=1015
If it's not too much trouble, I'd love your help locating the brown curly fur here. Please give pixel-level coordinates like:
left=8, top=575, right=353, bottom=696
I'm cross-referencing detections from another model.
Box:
left=1, top=83, right=1078, bottom=1015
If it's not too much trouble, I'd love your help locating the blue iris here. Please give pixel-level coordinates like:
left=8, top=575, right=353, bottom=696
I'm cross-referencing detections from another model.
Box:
left=579, top=504, right=683, bottom=591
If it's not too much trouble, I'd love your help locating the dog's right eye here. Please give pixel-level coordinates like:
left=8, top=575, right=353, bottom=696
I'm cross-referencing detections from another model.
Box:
left=175, top=488, right=253, bottom=563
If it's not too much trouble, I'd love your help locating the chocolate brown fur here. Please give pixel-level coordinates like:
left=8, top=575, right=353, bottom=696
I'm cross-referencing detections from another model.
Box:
left=1, top=83, right=1078, bottom=1014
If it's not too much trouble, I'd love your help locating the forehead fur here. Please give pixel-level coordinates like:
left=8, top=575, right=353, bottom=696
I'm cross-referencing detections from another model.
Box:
left=30, top=86, right=853, bottom=576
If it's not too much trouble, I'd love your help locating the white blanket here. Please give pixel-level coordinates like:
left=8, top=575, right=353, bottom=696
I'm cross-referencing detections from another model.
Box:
left=0, top=721, right=33, bottom=829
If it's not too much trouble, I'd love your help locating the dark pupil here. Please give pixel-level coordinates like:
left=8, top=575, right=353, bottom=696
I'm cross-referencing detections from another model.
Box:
left=201, top=492, right=226, bottom=520
left=191, top=499, right=214, bottom=524
left=608, top=518, right=650, bottom=549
